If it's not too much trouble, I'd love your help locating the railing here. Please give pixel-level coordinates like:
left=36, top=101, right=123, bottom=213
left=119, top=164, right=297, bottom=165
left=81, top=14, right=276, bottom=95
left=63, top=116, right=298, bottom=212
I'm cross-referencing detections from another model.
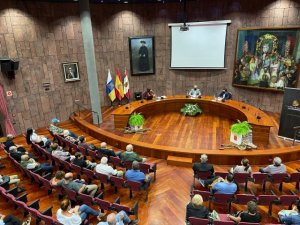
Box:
left=74, top=100, right=100, bottom=125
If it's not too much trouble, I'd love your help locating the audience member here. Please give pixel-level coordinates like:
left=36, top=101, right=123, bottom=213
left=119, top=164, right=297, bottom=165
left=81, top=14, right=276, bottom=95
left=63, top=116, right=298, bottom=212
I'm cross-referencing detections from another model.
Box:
left=56, top=199, right=101, bottom=225
left=97, top=211, right=138, bottom=225
left=125, top=161, right=151, bottom=189
left=58, top=172, right=98, bottom=197
left=26, top=128, right=48, bottom=146
left=143, top=88, right=155, bottom=100
left=0, top=174, right=20, bottom=190
left=3, top=134, right=25, bottom=152
left=9, top=146, right=26, bottom=162
left=63, top=129, right=78, bottom=139
left=78, top=136, right=92, bottom=149
left=218, top=88, right=232, bottom=100
left=73, top=152, right=96, bottom=169
left=211, top=173, right=237, bottom=194
left=193, top=154, right=214, bottom=176
left=0, top=213, right=31, bottom=225
left=259, top=157, right=286, bottom=174
left=50, top=170, right=65, bottom=186
left=49, top=124, right=64, bottom=135
left=188, top=85, right=201, bottom=98
left=51, top=143, right=73, bottom=161
left=20, top=155, right=53, bottom=174
left=230, top=158, right=252, bottom=174
left=121, top=144, right=146, bottom=162
left=98, top=142, right=118, bottom=158
left=278, top=201, right=300, bottom=224
left=44, top=140, right=52, bottom=153
left=186, top=194, right=209, bottom=223
left=227, top=201, right=261, bottom=223
left=95, top=157, right=123, bottom=178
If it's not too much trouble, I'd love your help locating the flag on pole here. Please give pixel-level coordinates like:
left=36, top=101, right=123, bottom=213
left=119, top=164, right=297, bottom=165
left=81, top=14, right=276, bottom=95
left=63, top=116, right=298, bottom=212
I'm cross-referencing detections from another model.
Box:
left=123, top=69, right=130, bottom=99
left=115, top=69, right=124, bottom=101
left=106, top=69, right=116, bottom=102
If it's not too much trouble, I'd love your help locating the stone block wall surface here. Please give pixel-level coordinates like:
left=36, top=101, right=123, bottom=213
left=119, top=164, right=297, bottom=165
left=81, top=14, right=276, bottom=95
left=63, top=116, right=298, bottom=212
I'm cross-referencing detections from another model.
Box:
left=0, top=0, right=299, bottom=134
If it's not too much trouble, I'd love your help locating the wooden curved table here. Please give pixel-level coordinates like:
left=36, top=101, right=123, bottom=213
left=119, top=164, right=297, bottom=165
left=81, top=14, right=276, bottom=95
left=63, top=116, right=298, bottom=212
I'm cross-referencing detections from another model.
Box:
left=112, top=95, right=274, bottom=145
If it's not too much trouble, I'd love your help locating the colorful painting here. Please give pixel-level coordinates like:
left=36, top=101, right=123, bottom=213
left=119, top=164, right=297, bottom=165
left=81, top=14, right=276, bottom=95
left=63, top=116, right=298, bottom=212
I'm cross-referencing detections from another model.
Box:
left=233, top=28, right=300, bottom=91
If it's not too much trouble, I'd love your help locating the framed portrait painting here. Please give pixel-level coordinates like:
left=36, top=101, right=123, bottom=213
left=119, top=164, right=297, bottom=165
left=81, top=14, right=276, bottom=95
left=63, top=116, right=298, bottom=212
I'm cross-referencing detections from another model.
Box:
left=129, top=36, right=155, bottom=75
left=233, top=27, right=300, bottom=91
left=62, top=62, right=80, bottom=82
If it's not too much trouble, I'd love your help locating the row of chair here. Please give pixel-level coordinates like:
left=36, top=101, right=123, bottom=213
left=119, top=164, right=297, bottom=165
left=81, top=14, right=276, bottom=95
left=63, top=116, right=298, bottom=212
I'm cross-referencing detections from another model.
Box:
left=191, top=187, right=299, bottom=216
left=194, top=171, right=300, bottom=192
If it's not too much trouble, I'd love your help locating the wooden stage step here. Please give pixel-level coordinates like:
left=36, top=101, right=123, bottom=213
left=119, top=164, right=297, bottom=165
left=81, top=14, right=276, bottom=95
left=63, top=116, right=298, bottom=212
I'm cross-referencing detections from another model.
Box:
left=167, top=155, right=193, bottom=167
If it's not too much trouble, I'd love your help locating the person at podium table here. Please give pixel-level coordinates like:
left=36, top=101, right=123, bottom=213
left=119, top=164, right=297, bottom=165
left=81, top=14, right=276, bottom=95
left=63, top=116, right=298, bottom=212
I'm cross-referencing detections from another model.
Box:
left=188, top=85, right=201, bottom=98
left=218, top=88, right=232, bottom=100
left=143, top=88, right=156, bottom=100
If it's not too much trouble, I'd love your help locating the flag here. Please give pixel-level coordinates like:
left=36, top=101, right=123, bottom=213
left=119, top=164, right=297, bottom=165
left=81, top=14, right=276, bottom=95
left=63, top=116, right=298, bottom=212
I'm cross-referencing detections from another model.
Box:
left=123, top=69, right=130, bottom=99
left=106, top=69, right=116, bottom=102
left=115, top=69, right=124, bottom=101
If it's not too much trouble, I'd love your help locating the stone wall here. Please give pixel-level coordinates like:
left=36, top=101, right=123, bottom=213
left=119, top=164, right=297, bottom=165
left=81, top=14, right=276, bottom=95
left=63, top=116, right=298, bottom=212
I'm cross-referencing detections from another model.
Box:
left=0, top=0, right=299, bottom=134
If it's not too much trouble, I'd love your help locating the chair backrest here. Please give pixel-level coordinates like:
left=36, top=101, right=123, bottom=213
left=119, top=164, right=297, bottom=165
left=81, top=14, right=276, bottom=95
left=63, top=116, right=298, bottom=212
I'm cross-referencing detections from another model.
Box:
left=27, top=207, right=40, bottom=218
left=139, top=163, right=151, bottom=174
left=234, top=173, right=251, bottom=183
left=87, top=149, right=97, bottom=159
left=192, top=190, right=211, bottom=202
left=127, top=180, right=142, bottom=191
left=214, top=221, right=235, bottom=225
left=195, top=171, right=212, bottom=180
left=124, top=161, right=133, bottom=170
left=271, top=173, right=288, bottom=183
left=82, top=168, right=95, bottom=180
left=94, top=197, right=112, bottom=211
left=290, top=172, right=300, bottom=182
left=29, top=171, right=42, bottom=185
left=78, top=146, right=87, bottom=155
left=257, top=194, right=278, bottom=205
left=238, top=222, right=260, bottom=225
left=111, top=202, right=131, bottom=213
left=39, top=213, right=57, bottom=225
left=279, top=195, right=299, bottom=206
left=110, top=176, right=126, bottom=187
left=95, top=172, right=109, bottom=184
left=215, top=172, right=227, bottom=179
left=78, top=192, right=93, bottom=205
left=70, top=163, right=82, bottom=174
left=40, top=176, right=52, bottom=190
left=213, top=193, right=234, bottom=204
left=235, top=193, right=257, bottom=205
left=111, top=156, right=122, bottom=168
left=252, top=172, right=268, bottom=184
left=63, top=187, right=77, bottom=202
left=189, top=217, right=209, bottom=225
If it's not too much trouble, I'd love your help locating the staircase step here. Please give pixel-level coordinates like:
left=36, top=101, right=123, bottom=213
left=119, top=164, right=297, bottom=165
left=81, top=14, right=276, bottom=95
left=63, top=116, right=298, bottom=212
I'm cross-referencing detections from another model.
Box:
left=167, top=155, right=193, bottom=167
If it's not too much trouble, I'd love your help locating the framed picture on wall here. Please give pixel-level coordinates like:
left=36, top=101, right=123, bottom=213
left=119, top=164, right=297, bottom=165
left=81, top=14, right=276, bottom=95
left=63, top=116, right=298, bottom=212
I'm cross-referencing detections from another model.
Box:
left=129, top=36, right=155, bottom=75
left=233, top=27, right=300, bottom=92
left=62, top=62, right=80, bottom=82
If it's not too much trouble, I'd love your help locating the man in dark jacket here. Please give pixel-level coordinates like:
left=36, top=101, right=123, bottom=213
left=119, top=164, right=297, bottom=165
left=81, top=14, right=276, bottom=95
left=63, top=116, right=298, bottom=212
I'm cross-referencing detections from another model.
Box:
left=98, top=142, right=118, bottom=158
left=193, top=154, right=214, bottom=175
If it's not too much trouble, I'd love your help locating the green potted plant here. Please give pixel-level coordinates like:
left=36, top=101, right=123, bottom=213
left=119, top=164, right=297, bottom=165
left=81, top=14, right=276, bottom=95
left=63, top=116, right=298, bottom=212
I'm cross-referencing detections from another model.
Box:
left=180, top=104, right=202, bottom=116
left=230, top=120, right=252, bottom=145
left=128, top=112, right=145, bottom=131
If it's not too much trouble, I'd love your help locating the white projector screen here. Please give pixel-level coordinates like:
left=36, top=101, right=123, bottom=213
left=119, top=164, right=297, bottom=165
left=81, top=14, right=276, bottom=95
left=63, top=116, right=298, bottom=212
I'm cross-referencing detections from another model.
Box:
left=169, top=20, right=231, bottom=69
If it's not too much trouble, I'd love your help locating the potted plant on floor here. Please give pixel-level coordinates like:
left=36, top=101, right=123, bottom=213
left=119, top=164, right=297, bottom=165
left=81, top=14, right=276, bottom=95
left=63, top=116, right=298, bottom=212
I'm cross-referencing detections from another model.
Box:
left=128, top=112, right=145, bottom=131
left=180, top=103, right=202, bottom=116
left=230, top=120, right=252, bottom=145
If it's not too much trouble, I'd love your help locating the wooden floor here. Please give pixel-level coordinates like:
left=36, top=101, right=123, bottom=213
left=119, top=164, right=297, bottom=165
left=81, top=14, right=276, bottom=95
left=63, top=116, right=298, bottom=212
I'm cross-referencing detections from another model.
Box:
left=99, top=108, right=295, bottom=150
left=0, top=120, right=300, bottom=224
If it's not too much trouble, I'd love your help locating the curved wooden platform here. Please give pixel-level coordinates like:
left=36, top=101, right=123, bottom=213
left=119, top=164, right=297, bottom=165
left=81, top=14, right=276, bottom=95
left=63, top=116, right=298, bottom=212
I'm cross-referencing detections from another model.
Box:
left=71, top=103, right=300, bottom=165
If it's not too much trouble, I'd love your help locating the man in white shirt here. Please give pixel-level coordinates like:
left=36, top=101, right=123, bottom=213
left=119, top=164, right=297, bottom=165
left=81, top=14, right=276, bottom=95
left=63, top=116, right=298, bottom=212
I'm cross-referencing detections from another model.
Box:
left=95, top=157, right=123, bottom=177
left=188, top=85, right=201, bottom=98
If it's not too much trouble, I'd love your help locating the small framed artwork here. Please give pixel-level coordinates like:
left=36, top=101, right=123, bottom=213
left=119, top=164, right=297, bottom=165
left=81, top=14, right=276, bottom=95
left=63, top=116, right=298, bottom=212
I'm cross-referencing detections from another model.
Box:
left=62, top=62, right=80, bottom=82
left=129, top=36, right=155, bottom=75
left=233, top=27, right=300, bottom=92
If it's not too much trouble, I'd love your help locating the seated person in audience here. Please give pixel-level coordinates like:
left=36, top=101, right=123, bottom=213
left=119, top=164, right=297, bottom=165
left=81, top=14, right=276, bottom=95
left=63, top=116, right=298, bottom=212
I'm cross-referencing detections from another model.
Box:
left=51, top=143, right=73, bottom=161
left=143, top=88, right=156, bottom=100
left=44, top=140, right=53, bottom=153
left=278, top=201, right=300, bottom=224
left=259, top=156, right=286, bottom=174
left=63, top=130, right=78, bottom=143
left=193, top=154, right=214, bottom=176
left=58, top=172, right=98, bottom=197
left=211, top=173, right=237, bottom=194
left=125, top=161, right=151, bottom=189
left=0, top=174, right=21, bottom=190
left=20, top=154, right=53, bottom=174
left=26, top=128, right=48, bottom=146
left=186, top=194, right=209, bottom=224
left=95, top=157, right=123, bottom=178
left=188, top=85, right=201, bottom=98
left=3, top=134, right=25, bottom=152
left=9, top=146, right=26, bottom=162
left=230, top=158, right=252, bottom=174
left=73, top=152, right=96, bottom=169
left=0, top=213, right=31, bottom=225
left=218, top=88, right=232, bottom=100
left=49, top=124, right=64, bottom=135
left=56, top=198, right=101, bottom=225
left=98, top=142, right=119, bottom=158
left=50, top=170, right=65, bottom=186
left=227, top=201, right=261, bottom=223
left=78, top=136, right=92, bottom=149
left=97, top=211, right=138, bottom=225
left=121, top=144, right=146, bottom=162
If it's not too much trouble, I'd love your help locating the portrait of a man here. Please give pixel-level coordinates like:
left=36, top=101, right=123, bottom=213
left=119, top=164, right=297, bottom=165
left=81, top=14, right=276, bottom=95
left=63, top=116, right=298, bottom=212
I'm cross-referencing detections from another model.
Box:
left=62, top=62, right=80, bottom=82
left=129, top=36, right=155, bottom=75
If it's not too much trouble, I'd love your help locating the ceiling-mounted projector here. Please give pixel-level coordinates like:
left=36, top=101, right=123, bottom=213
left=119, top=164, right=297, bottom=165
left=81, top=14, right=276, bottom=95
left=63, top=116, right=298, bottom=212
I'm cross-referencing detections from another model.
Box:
left=180, top=23, right=189, bottom=31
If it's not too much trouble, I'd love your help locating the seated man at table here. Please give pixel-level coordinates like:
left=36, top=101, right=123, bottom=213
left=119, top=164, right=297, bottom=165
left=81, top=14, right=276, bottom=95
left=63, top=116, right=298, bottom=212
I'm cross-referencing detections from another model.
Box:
left=125, top=161, right=151, bottom=189
left=188, top=85, right=201, bottom=98
left=143, top=88, right=155, bottom=100
left=218, top=88, right=232, bottom=100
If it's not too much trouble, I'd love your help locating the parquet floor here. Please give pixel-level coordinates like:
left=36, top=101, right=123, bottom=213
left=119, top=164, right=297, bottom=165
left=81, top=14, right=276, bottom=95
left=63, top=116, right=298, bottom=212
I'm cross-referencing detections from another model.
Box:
left=0, top=120, right=299, bottom=224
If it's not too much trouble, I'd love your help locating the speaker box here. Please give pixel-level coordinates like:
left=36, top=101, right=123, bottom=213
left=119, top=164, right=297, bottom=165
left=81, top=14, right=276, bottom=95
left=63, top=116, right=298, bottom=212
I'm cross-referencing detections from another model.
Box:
left=11, top=60, right=19, bottom=70
left=1, top=61, right=11, bottom=72
left=134, top=92, right=142, bottom=100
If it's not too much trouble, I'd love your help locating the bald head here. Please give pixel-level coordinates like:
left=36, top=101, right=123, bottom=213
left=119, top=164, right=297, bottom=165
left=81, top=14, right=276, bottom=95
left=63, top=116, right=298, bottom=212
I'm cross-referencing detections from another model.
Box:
left=100, top=142, right=107, bottom=148
left=21, top=155, right=29, bottom=161
left=65, top=172, right=73, bottom=181
left=106, top=213, right=116, bottom=225
left=126, top=144, right=133, bottom=152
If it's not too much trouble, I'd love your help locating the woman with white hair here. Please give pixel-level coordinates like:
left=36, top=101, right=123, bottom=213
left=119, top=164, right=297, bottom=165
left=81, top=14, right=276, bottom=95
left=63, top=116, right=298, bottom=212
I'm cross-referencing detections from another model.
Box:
left=259, top=156, right=286, bottom=174
left=186, top=194, right=209, bottom=223
left=95, top=157, right=123, bottom=177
